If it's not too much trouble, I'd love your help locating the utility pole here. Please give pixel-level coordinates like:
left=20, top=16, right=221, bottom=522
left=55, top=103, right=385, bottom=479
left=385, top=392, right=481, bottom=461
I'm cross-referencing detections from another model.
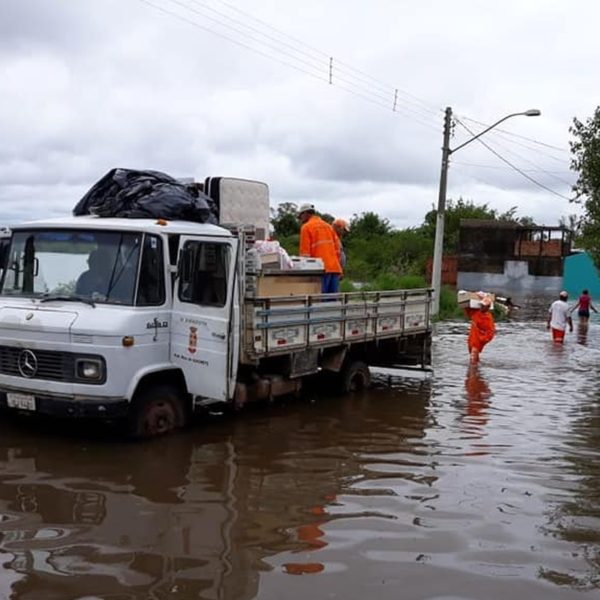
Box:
left=430, top=107, right=540, bottom=315
left=431, top=106, right=453, bottom=316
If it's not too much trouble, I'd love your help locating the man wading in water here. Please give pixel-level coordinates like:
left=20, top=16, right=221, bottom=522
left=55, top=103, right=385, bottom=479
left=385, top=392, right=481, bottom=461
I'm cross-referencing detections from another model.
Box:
left=464, top=295, right=496, bottom=364
left=547, top=291, right=573, bottom=343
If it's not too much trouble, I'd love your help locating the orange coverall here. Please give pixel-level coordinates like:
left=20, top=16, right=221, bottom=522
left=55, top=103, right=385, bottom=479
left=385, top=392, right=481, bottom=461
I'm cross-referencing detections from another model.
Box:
left=299, top=215, right=342, bottom=274
left=466, top=308, right=496, bottom=354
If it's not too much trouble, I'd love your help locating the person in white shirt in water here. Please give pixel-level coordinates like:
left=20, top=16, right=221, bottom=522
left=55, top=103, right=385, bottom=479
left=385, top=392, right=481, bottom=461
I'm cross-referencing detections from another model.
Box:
left=546, top=290, right=573, bottom=343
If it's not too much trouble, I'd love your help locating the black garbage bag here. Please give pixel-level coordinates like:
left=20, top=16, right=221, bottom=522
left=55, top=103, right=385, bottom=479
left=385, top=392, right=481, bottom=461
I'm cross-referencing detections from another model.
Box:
left=73, top=168, right=218, bottom=224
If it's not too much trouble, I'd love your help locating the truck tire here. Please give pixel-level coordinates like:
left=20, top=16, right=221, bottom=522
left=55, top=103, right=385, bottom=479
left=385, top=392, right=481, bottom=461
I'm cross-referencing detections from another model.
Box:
left=130, top=384, right=187, bottom=439
left=340, top=360, right=371, bottom=393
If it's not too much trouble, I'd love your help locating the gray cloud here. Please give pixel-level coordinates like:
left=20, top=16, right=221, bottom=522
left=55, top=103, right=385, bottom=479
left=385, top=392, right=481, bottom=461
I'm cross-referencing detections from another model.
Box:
left=0, top=0, right=589, bottom=229
left=0, top=0, right=123, bottom=53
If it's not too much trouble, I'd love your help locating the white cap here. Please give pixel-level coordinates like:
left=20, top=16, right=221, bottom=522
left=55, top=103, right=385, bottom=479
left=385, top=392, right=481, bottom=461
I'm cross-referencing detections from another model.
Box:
left=298, top=203, right=315, bottom=214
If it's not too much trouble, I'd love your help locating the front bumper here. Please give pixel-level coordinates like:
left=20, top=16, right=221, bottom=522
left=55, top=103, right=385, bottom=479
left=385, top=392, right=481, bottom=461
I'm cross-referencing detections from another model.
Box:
left=0, top=390, right=130, bottom=419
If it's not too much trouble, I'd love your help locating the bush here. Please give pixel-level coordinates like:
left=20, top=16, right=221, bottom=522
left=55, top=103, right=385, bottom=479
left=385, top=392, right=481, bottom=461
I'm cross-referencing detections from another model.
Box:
left=353, top=273, right=428, bottom=292
left=437, top=286, right=463, bottom=320
left=371, top=273, right=426, bottom=290
left=339, top=278, right=356, bottom=292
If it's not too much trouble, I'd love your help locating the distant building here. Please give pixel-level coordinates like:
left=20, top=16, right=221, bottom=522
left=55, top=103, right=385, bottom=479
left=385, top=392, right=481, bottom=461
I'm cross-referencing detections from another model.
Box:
left=457, top=219, right=572, bottom=293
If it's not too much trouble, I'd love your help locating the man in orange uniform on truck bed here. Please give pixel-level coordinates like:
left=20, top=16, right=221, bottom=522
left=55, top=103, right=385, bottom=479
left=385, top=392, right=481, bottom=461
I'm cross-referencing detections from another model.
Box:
left=298, top=203, right=342, bottom=293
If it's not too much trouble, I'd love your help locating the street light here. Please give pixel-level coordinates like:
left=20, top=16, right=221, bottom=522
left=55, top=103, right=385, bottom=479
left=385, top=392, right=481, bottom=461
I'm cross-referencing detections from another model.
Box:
left=430, top=106, right=541, bottom=316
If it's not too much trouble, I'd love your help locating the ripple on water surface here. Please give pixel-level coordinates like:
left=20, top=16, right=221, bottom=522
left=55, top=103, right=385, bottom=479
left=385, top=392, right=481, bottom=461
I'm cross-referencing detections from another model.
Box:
left=0, top=320, right=598, bottom=598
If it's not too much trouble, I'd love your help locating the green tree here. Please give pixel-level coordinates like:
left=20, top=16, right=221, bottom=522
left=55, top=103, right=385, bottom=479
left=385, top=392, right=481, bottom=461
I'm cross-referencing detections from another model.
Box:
left=419, top=198, right=532, bottom=253
left=517, top=215, right=537, bottom=227
left=559, top=213, right=581, bottom=245
left=570, top=106, right=600, bottom=266
left=271, top=202, right=300, bottom=238
left=349, top=212, right=392, bottom=238
left=343, top=212, right=395, bottom=281
left=420, top=198, right=500, bottom=252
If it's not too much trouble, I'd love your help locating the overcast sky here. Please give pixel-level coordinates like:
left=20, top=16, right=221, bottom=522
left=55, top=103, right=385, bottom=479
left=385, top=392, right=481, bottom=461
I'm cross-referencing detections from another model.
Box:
left=0, top=0, right=597, bottom=229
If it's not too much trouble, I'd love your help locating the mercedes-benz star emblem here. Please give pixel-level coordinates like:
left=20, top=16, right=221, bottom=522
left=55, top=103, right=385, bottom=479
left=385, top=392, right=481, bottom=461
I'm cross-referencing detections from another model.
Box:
left=18, top=349, right=38, bottom=378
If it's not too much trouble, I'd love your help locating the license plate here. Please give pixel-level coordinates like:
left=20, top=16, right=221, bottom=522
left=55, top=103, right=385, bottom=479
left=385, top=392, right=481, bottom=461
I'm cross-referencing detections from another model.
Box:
left=6, top=393, right=36, bottom=411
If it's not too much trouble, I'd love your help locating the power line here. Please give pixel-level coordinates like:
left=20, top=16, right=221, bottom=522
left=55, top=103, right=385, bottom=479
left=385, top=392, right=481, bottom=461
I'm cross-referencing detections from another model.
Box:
left=165, top=0, right=330, bottom=77
left=459, top=114, right=569, bottom=154
left=203, top=0, right=442, bottom=117
left=452, top=161, right=573, bottom=175
left=331, top=80, right=440, bottom=132
left=139, top=0, right=570, bottom=170
left=453, top=118, right=573, bottom=187
left=139, top=0, right=443, bottom=129
left=453, top=118, right=573, bottom=201
left=138, top=0, right=329, bottom=82
left=465, top=131, right=574, bottom=187
left=176, top=0, right=441, bottom=123
left=482, top=129, right=568, bottom=165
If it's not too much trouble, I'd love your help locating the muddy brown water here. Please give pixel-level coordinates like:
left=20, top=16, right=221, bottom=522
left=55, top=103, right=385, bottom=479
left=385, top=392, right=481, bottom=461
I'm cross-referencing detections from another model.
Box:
left=0, top=305, right=599, bottom=599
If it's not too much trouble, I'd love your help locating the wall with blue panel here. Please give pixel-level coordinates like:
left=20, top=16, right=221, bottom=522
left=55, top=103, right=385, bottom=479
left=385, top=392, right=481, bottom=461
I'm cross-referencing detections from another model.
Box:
left=563, top=252, right=600, bottom=297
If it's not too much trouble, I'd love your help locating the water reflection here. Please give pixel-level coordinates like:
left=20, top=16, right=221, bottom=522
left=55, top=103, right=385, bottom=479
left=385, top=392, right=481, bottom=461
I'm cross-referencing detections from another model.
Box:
left=538, top=367, right=600, bottom=590
left=577, top=321, right=589, bottom=346
left=464, top=365, right=491, bottom=425
left=460, top=365, right=492, bottom=459
left=0, top=433, right=223, bottom=598
left=1, top=317, right=600, bottom=599
left=283, top=501, right=328, bottom=575
left=0, top=383, right=433, bottom=599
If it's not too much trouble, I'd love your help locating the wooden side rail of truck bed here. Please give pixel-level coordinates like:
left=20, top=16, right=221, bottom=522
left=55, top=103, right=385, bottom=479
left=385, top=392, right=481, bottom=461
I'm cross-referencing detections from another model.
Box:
left=242, top=288, right=432, bottom=360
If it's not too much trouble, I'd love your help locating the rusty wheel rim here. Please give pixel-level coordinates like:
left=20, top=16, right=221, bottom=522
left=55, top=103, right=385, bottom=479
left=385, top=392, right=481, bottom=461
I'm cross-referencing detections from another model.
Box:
left=143, top=400, right=176, bottom=436
left=349, top=371, right=367, bottom=392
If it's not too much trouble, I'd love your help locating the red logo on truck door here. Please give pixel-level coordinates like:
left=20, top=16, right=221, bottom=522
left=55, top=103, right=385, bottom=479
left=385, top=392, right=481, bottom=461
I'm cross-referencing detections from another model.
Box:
left=188, top=327, right=198, bottom=354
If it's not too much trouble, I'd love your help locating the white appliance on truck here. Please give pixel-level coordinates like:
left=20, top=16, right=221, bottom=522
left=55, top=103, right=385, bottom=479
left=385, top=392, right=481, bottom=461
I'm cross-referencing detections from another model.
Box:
left=0, top=185, right=432, bottom=437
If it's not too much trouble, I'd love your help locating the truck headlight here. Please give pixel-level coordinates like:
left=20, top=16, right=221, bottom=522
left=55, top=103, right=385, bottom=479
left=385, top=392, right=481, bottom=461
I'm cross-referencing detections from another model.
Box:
left=76, top=358, right=104, bottom=381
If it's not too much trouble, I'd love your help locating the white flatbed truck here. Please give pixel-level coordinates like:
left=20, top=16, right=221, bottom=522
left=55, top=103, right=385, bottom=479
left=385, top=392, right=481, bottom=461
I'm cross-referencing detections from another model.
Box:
left=0, top=216, right=432, bottom=436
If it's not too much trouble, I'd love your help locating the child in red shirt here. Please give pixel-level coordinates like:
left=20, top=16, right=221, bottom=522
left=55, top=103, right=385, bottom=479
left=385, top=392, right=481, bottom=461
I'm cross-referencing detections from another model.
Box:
left=570, top=289, right=598, bottom=324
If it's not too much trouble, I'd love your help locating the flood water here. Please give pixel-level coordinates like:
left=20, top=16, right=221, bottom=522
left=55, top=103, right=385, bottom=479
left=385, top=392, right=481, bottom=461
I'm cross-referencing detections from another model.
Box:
left=1, top=303, right=599, bottom=599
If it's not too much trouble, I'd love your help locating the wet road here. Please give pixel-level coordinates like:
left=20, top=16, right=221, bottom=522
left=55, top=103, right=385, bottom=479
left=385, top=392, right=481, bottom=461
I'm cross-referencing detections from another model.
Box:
left=0, top=311, right=599, bottom=599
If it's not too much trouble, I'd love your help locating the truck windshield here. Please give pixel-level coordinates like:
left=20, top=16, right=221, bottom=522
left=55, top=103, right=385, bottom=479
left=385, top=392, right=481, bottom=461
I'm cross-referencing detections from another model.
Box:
left=0, top=229, right=142, bottom=305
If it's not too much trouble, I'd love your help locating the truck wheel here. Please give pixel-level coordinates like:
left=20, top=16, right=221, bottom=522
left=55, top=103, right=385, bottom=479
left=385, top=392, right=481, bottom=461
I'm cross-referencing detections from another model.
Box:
left=130, top=385, right=186, bottom=438
left=340, top=360, right=371, bottom=393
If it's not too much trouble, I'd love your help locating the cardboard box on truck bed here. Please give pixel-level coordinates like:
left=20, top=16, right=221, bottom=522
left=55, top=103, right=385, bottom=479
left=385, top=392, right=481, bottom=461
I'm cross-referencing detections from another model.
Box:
left=256, top=272, right=322, bottom=297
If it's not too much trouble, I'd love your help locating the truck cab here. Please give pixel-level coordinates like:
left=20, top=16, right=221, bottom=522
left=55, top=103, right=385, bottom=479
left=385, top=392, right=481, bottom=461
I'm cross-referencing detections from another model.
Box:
left=0, top=217, right=243, bottom=434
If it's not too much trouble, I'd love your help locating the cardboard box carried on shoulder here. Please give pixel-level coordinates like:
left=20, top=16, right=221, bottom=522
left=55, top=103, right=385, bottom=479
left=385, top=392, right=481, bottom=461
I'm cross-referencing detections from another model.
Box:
left=457, top=290, right=495, bottom=309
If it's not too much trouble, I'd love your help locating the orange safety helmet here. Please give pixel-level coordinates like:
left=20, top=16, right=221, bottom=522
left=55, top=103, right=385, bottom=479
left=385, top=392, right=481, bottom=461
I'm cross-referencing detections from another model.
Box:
left=332, top=218, right=350, bottom=232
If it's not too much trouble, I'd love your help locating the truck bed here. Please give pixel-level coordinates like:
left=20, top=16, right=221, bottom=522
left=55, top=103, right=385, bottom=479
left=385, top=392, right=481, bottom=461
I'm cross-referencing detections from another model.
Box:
left=243, top=288, right=432, bottom=359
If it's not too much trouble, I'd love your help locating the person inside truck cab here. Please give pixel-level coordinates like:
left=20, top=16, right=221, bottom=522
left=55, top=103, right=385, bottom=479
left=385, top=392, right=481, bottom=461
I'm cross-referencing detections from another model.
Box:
left=298, top=203, right=342, bottom=294
left=76, top=248, right=112, bottom=297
